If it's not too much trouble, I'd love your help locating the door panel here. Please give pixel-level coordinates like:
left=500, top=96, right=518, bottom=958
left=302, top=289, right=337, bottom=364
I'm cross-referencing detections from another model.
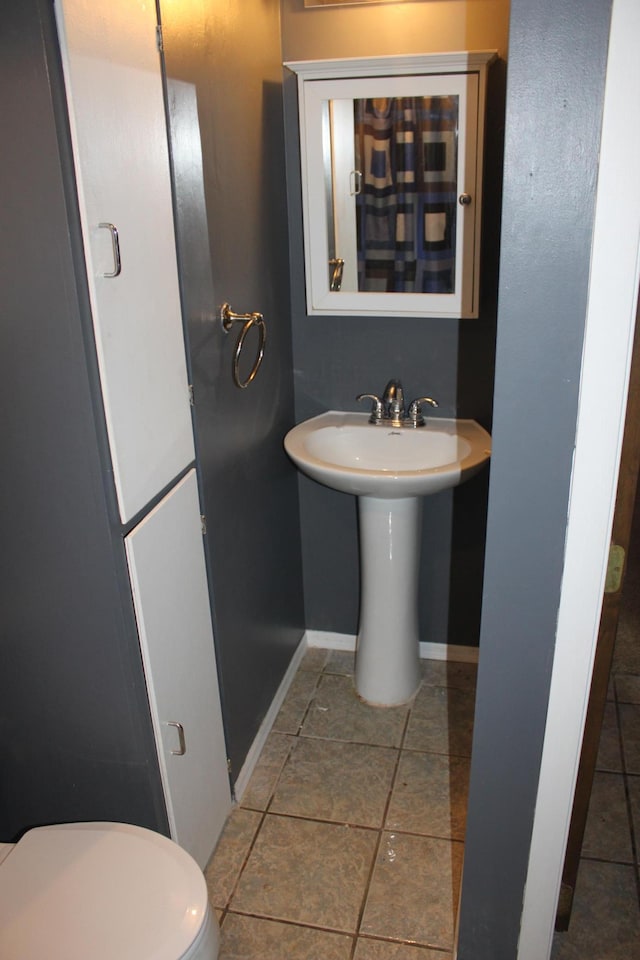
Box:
left=54, top=0, right=194, bottom=522
left=125, top=470, right=231, bottom=869
left=556, top=291, right=640, bottom=929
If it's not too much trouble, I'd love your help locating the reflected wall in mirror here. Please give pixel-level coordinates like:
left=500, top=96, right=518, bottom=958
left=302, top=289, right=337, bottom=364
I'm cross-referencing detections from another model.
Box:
left=286, top=53, right=496, bottom=318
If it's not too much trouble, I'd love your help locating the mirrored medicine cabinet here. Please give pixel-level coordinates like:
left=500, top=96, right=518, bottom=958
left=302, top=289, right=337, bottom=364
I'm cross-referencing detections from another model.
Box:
left=285, top=52, right=496, bottom=319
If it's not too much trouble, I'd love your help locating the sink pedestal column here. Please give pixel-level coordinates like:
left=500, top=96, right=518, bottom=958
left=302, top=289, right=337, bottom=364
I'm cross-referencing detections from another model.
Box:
left=355, top=496, right=422, bottom=706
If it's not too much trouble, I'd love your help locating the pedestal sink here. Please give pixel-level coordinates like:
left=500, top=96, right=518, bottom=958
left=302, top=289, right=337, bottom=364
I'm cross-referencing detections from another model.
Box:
left=284, top=412, right=491, bottom=706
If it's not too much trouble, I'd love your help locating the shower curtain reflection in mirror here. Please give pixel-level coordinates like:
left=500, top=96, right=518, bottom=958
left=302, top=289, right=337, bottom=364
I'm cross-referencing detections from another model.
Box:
left=353, top=95, right=459, bottom=294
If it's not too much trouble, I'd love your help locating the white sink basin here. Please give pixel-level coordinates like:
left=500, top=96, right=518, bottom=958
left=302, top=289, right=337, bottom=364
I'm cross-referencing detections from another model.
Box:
left=284, top=409, right=492, bottom=705
left=284, top=411, right=491, bottom=499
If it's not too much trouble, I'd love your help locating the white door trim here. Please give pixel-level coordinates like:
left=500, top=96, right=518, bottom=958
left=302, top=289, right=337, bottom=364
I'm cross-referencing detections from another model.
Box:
left=518, top=1, right=640, bottom=956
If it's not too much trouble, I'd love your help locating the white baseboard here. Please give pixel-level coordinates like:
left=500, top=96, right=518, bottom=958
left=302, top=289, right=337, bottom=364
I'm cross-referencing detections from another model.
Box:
left=232, top=634, right=308, bottom=802
left=305, top=629, right=478, bottom=664
left=304, top=629, right=355, bottom=651
left=233, top=629, right=478, bottom=800
left=421, top=641, right=478, bottom=664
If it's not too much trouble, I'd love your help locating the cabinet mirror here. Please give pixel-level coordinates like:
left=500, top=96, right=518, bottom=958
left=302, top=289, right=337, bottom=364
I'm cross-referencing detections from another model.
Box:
left=286, top=53, right=495, bottom=318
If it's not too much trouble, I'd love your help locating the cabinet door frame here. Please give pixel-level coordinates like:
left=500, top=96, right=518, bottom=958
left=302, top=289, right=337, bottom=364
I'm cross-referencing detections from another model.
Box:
left=286, top=51, right=496, bottom=318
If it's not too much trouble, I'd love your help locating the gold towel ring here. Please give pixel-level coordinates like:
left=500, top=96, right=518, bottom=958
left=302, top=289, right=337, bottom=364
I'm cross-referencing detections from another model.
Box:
left=232, top=314, right=266, bottom=389
left=220, top=303, right=266, bottom=389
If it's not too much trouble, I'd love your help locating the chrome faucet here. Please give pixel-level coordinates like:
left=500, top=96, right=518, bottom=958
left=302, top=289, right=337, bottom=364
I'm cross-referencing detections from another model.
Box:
left=356, top=379, right=438, bottom=428
left=382, top=379, right=405, bottom=424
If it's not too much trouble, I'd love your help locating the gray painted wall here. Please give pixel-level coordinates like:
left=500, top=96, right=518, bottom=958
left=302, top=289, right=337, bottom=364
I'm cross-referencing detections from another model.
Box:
left=160, top=0, right=305, bottom=776
left=457, top=0, right=613, bottom=954
left=0, top=0, right=167, bottom=840
left=282, top=51, right=505, bottom=648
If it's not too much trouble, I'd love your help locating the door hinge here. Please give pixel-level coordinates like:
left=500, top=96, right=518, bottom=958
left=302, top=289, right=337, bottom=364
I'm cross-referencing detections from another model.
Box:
left=200, top=514, right=207, bottom=536
left=227, top=757, right=232, bottom=774
left=156, top=24, right=163, bottom=52
left=605, top=542, right=625, bottom=594
left=188, top=383, right=195, bottom=406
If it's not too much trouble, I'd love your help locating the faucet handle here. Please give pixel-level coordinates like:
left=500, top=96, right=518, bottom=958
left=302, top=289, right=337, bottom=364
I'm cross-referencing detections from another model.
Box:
left=356, top=393, right=384, bottom=423
left=407, top=396, right=439, bottom=427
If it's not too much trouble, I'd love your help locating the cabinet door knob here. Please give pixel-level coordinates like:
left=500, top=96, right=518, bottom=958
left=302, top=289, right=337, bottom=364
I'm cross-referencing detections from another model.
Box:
left=459, top=193, right=472, bottom=206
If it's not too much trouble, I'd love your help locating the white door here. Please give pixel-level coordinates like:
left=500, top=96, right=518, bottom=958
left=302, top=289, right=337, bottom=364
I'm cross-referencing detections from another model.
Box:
left=125, top=471, right=231, bottom=869
left=54, top=0, right=194, bottom=522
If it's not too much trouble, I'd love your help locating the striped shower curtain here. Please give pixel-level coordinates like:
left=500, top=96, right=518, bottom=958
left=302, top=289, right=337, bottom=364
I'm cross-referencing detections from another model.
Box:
left=354, top=95, right=459, bottom=294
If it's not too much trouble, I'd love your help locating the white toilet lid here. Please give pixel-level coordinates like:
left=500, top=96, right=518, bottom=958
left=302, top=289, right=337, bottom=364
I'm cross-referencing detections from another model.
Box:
left=0, top=822, right=209, bottom=960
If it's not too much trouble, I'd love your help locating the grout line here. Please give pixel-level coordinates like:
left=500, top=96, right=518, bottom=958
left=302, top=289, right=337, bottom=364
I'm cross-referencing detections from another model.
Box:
left=240, top=806, right=467, bottom=845
left=400, top=743, right=473, bottom=760
left=215, top=807, right=270, bottom=919
left=296, top=731, right=407, bottom=750
left=356, top=932, right=453, bottom=953
left=223, top=908, right=453, bottom=951
left=350, top=825, right=383, bottom=960
left=580, top=853, right=637, bottom=868
left=261, top=754, right=294, bottom=820
left=224, top=908, right=358, bottom=938
left=293, top=669, right=325, bottom=737
left=350, top=684, right=415, bottom=958
left=258, top=809, right=382, bottom=833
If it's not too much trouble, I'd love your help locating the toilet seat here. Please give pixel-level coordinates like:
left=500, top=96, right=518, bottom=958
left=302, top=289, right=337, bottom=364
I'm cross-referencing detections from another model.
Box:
left=0, top=822, right=215, bottom=960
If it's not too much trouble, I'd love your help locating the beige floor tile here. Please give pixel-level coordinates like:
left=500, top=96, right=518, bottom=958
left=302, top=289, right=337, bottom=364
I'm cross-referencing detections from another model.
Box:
left=205, top=808, right=262, bottom=909
left=207, top=645, right=640, bottom=960
left=302, top=674, right=409, bottom=747
left=240, top=733, right=296, bottom=811
left=220, top=914, right=353, bottom=960
left=404, top=685, right=474, bottom=757
left=619, top=702, right=640, bottom=773
left=324, top=649, right=356, bottom=676
left=420, top=659, right=477, bottom=692
left=615, top=672, right=640, bottom=704
left=582, top=771, right=633, bottom=863
left=231, top=814, right=377, bottom=932
left=386, top=752, right=470, bottom=840
left=361, top=832, right=463, bottom=950
left=272, top=670, right=319, bottom=735
left=595, top=701, right=622, bottom=772
left=613, top=619, right=640, bottom=675
left=271, top=737, right=398, bottom=827
left=299, top=647, right=329, bottom=672
left=354, top=938, right=452, bottom=959
left=551, top=861, right=640, bottom=959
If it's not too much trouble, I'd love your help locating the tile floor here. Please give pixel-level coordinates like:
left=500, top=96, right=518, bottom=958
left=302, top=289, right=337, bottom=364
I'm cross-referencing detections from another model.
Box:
left=206, top=621, right=640, bottom=959
left=549, top=669, right=640, bottom=959
left=206, top=649, right=477, bottom=959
